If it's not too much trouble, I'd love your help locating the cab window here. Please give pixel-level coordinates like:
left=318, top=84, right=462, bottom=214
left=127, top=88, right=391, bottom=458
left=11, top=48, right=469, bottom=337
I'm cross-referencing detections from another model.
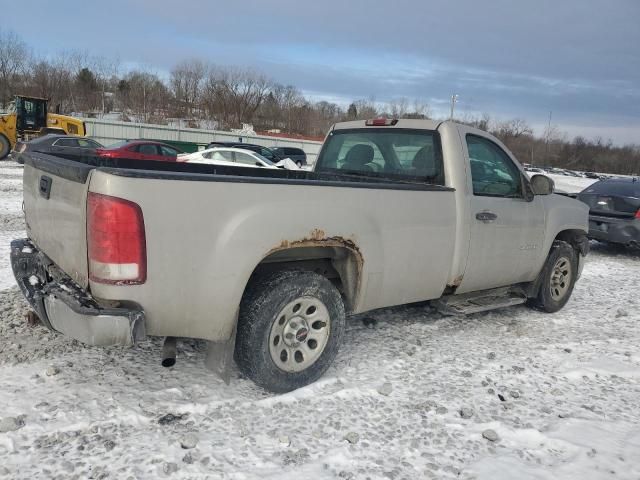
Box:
left=466, top=134, right=522, bottom=197
left=315, top=128, right=444, bottom=184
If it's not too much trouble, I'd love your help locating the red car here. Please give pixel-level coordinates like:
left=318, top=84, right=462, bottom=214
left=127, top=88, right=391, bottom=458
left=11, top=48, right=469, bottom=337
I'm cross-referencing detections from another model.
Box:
left=96, top=140, right=183, bottom=162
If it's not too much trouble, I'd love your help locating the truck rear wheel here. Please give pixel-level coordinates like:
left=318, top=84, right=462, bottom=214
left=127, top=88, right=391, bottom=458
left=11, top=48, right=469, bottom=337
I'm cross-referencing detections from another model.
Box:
left=528, top=240, right=577, bottom=313
left=235, top=270, right=346, bottom=393
left=0, top=135, right=10, bottom=160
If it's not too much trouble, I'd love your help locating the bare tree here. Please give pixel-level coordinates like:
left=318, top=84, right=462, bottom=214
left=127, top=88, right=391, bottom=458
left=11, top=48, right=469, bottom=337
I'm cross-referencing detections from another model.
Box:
left=117, top=70, right=170, bottom=123
left=94, top=55, right=120, bottom=115
left=377, top=98, right=431, bottom=119
left=496, top=118, right=533, bottom=138
left=170, top=59, right=206, bottom=117
left=203, top=67, right=271, bottom=129
left=346, top=98, right=377, bottom=120
left=0, top=30, right=29, bottom=108
left=27, top=57, right=73, bottom=112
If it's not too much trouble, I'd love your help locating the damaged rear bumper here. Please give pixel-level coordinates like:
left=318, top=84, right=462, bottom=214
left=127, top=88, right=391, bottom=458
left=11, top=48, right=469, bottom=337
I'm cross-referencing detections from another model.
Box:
left=10, top=238, right=145, bottom=346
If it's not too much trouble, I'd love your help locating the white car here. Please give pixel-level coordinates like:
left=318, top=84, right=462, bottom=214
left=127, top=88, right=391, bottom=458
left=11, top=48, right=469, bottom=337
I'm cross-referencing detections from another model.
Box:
left=179, top=147, right=298, bottom=170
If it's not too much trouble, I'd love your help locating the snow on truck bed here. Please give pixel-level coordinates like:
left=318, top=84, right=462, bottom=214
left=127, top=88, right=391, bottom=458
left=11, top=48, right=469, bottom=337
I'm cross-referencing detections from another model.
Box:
left=0, top=160, right=639, bottom=479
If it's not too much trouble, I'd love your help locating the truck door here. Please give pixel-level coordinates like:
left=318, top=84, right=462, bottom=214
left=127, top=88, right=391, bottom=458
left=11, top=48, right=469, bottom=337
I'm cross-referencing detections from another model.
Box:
left=456, top=131, right=546, bottom=294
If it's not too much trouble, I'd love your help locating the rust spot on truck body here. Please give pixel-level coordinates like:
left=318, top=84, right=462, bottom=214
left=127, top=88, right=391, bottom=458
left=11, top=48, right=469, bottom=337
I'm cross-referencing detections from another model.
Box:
left=269, top=231, right=361, bottom=260
left=265, top=230, right=364, bottom=311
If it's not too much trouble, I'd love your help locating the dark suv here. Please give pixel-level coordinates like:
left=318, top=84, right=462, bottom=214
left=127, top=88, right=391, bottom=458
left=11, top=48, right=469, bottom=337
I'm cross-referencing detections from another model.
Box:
left=578, top=178, right=640, bottom=248
left=272, top=147, right=307, bottom=167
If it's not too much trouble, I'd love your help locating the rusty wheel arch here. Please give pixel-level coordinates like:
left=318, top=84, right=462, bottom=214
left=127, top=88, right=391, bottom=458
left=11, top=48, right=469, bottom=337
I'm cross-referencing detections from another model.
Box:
left=249, top=229, right=364, bottom=312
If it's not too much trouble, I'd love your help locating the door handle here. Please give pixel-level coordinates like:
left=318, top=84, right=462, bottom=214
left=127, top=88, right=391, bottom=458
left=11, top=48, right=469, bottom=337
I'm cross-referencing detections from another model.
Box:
left=476, top=211, right=497, bottom=222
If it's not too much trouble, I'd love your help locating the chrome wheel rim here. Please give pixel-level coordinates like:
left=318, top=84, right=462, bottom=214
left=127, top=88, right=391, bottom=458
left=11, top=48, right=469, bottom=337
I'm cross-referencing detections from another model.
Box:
left=269, top=296, right=331, bottom=372
left=550, top=256, right=572, bottom=301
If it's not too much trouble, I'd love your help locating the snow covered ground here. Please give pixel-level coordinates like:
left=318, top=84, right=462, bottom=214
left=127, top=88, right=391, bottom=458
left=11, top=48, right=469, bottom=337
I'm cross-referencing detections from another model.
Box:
left=546, top=174, right=598, bottom=195
left=1, top=160, right=639, bottom=479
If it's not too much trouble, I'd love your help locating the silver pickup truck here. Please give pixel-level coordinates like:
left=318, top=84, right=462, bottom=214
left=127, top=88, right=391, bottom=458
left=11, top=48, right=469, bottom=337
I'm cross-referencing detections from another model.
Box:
left=11, top=119, right=589, bottom=392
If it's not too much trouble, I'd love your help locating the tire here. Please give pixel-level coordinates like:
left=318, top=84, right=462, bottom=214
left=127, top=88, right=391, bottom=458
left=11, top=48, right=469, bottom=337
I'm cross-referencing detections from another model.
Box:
left=528, top=240, right=578, bottom=313
left=235, top=270, right=346, bottom=393
left=0, top=135, right=10, bottom=160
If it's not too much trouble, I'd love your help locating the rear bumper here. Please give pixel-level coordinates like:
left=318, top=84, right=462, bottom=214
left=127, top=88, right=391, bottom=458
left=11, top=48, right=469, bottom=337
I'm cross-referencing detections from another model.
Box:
left=10, top=238, right=145, bottom=346
left=587, top=214, right=640, bottom=246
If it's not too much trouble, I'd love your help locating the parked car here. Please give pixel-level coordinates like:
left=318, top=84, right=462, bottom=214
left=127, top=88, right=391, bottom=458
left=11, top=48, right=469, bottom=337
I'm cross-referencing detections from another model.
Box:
left=272, top=147, right=307, bottom=167
left=96, top=140, right=183, bottom=162
left=12, top=118, right=589, bottom=393
left=179, top=147, right=299, bottom=170
left=179, top=147, right=279, bottom=169
left=577, top=178, right=640, bottom=248
left=14, top=134, right=103, bottom=164
left=205, top=142, right=283, bottom=163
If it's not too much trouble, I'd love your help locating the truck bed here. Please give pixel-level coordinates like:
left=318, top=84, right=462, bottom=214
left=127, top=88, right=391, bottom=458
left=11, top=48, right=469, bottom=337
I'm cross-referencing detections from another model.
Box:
left=25, top=152, right=452, bottom=191
left=21, top=152, right=457, bottom=342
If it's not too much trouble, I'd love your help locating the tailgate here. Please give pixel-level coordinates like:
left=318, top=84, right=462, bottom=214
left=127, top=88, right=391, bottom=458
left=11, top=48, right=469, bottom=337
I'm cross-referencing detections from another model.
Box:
left=23, top=153, right=92, bottom=287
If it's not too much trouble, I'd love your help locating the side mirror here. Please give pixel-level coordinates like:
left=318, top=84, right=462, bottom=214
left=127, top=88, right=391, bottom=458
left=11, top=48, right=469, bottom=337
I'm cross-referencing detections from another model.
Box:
left=530, top=174, right=554, bottom=195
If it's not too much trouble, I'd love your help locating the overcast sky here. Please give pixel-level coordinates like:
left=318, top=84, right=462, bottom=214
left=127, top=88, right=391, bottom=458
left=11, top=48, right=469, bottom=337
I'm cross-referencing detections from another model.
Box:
left=15, top=0, right=640, bottom=144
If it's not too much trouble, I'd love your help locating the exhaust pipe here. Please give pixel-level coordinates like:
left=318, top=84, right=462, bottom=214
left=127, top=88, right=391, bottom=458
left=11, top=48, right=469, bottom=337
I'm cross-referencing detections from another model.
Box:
left=161, top=337, right=177, bottom=367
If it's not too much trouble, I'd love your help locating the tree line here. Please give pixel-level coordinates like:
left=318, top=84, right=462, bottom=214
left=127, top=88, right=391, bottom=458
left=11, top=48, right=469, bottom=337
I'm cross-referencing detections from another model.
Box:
left=0, top=29, right=638, bottom=174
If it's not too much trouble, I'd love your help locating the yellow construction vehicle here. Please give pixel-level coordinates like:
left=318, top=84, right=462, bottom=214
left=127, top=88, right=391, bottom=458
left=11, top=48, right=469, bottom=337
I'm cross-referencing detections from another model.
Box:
left=0, top=95, right=86, bottom=159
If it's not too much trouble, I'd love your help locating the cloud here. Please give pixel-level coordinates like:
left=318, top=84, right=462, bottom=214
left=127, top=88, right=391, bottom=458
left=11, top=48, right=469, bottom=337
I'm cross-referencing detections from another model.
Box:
left=16, top=0, right=640, bottom=143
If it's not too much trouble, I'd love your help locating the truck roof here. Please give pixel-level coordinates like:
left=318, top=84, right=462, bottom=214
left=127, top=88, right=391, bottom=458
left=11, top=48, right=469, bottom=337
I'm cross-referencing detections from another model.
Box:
left=332, top=118, right=442, bottom=131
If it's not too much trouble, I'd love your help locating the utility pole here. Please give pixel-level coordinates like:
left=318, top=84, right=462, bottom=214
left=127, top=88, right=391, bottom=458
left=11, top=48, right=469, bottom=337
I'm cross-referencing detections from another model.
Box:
left=545, top=111, right=552, bottom=164
left=450, top=94, right=458, bottom=120
left=143, top=83, right=146, bottom=123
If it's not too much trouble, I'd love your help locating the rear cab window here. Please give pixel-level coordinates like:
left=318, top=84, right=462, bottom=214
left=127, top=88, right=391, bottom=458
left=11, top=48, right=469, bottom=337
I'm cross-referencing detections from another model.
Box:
left=315, top=128, right=444, bottom=185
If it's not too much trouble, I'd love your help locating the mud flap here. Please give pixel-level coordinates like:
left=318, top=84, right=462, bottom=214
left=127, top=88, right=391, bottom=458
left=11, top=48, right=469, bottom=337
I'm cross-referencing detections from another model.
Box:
left=204, top=318, right=237, bottom=385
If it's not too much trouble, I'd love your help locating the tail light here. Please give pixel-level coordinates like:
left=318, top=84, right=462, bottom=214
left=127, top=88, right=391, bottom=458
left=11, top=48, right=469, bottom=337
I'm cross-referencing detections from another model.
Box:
left=635, top=208, right=640, bottom=219
left=87, top=192, right=146, bottom=284
left=365, top=117, right=398, bottom=126
left=96, top=149, right=115, bottom=158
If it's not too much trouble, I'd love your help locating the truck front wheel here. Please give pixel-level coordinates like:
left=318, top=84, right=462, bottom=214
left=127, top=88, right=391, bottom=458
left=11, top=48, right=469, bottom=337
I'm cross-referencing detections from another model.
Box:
left=0, top=135, right=10, bottom=160
left=235, top=270, right=346, bottom=393
left=529, top=240, right=578, bottom=313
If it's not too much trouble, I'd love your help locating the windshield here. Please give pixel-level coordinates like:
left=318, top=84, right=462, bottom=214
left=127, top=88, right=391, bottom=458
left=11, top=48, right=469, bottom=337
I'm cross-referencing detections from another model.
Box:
left=315, top=128, right=444, bottom=184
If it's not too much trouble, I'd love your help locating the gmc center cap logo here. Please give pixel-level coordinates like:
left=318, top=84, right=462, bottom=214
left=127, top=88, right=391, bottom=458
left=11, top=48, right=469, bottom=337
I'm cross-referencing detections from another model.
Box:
left=296, top=328, right=309, bottom=342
